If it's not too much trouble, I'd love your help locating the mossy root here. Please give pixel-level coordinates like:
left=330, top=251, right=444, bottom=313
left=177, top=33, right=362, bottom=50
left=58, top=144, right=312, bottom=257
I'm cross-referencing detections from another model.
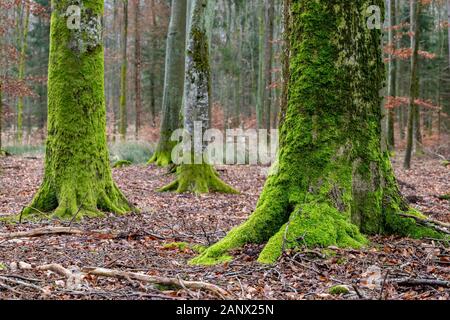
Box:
left=158, top=164, right=238, bottom=194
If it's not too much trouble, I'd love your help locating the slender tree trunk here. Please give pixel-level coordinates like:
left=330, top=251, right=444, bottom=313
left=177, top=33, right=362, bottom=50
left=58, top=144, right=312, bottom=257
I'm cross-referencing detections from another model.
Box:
left=192, top=0, right=441, bottom=266
left=387, top=0, right=396, bottom=150
left=264, top=0, right=274, bottom=131
left=119, top=0, right=128, bottom=141
left=404, top=0, right=422, bottom=169
left=447, top=0, right=450, bottom=67
left=256, top=1, right=265, bottom=129
left=134, top=0, right=142, bottom=140
left=16, top=2, right=30, bottom=144
left=0, top=82, right=2, bottom=151
left=160, top=0, right=237, bottom=194
left=149, top=0, right=187, bottom=166
left=23, top=0, right=132, bottom=219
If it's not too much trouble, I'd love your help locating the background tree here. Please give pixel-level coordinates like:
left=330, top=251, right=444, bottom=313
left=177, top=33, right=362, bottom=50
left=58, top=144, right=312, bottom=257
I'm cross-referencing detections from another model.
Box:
left=149, top=0, right=187, bottom=166
left=22, top=0, right=132, bottom=219
left=119, top=0, right=128, bottom=141
left=192, top=0, right=442, bottom=266
left=160, top=0, right=237, bottom=194
left=404, top=0, right=422, bottom=169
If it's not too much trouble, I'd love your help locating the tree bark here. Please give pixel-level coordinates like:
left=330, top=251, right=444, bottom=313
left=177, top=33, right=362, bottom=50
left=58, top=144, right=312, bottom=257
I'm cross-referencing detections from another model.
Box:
left=22, top=0, right=132, bottom=219
left=149, top=0, right=187, bottom=166
left=404, top=0, right=422, bottom=169
left=160, top=0, right=237, bottom=194
left=256, top=1, right=265, bottom=130
left=264, top=0, right=274, bottom=130
left=119, top=0, right=128, bottom=141
left=16, top=2, right=30, bottom=144
left=134, top=0, right=142, bottom=140
left=192, top=0, right=442, bottom=266
left=387, top=0, right=396, bottom=150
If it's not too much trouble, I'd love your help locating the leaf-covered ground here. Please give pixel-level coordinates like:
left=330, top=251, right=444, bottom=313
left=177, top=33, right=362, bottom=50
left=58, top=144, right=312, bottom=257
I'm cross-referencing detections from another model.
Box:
left=0, top=154, right=448, bottom=300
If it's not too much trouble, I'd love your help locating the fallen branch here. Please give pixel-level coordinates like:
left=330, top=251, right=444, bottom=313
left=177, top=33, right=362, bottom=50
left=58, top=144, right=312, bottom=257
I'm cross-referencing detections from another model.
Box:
left=0, top=227, right=84, bottom=239
left=34, top=263, right=230, bottom=299
left=82, top=267, right=230, bottom=299
left=0, top=275, right=47, bottom=293
left=393, top=278, right=450, bottom=288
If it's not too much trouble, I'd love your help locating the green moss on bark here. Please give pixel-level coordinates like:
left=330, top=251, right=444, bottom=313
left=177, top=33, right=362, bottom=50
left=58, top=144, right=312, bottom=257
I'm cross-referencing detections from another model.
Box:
left=191, top=0, right=445, bottom=266
left=22, top=0, right=133, bottom=220
left=159, top=163, right=238, bottom=194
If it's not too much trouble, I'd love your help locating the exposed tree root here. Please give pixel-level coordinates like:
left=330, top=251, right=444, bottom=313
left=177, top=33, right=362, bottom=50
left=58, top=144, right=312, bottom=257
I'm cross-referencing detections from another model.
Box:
left=159, top=164, right=238, bottom=194
left=21, top=181, right=133, bottom=220
left=148, top=149, right=173, bottom=167
left=36, top=264, right=230, bottom=299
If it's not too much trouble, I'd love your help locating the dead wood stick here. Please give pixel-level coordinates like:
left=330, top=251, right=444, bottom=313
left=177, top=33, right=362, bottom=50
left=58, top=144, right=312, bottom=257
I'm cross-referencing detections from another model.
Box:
left=0, top=275, right=46, bottom=293
left=393, top=278, right=450, bottom=288
left=82, top=267, right=230, bottom=299
left=37, top=264, right=73, bottom=278
left=0, top=227, right=85, bottom=239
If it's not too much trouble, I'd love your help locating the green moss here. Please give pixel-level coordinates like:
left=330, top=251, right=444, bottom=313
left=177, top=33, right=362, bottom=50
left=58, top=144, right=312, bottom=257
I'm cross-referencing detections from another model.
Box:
left=163, top=242, right=189, bottom=251
left=438, top=194, right=450, bottom=201
left=148, top=149, right=173, bottom=167
left=191, top=0, right=446, bottom=267
left=113, top=160, right=132, bottom=168
left=159, top=163, right=238, bottom=194
left=258, top=203, right=367, bottom=264
left=329, top=285, right=350, bottom=295
left=22, top=0, right=133, bottom=221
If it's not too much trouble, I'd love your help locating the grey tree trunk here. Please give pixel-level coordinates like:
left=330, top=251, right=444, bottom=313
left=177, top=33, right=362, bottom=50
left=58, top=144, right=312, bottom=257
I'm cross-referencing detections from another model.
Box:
left=264, top=0, right=274, bottom=130
left=159, top=0, right=237, bottom=194
left=134, top=0, right=142, bottom=140
left=119, top=0, right=129, bottom=141
left=387, top=0, right=396, bottom=150
left=149, top=0, right=187, bottom=166
left=404, top=0, right=422, bottom=169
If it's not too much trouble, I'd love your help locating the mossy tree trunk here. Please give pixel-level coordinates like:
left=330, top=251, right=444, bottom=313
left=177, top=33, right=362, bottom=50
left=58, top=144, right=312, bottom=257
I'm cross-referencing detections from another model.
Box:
left=22, top=0, right=132, bottom=220
left=159, top=0, right=237, bottom=194
left=192, top=0, right=442, bottom=266
left=149, top=0, right=187, bottom=166
left=119, top=0, right=128, bottom=141
left=16, top=2, right=31, bottom=144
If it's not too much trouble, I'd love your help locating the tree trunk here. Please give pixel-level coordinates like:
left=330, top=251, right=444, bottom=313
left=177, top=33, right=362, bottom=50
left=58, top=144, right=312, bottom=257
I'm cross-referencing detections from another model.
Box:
left=264, top=0, right=274, bottom=131
left=404, top=0, right=421, bottom=169
left=22, top=0, right=132, bottom=219
left=256, top=1, right=265, bottom=130
left=134, top=0, right=142, bottom=140
left=119, top=0, right=128, bottom=141
left=160, top=0, right=237, bottom=194
left=16, top=2, right=30, bottom=144
left=387, top=0, right=396, bottom=150
left=149, top=0, right=187, bottom=166
left=192, top=0, right=441, bottom=266
left=447, top=0, right=450, bottom=67
left=0, top=82, right=2, bottom=151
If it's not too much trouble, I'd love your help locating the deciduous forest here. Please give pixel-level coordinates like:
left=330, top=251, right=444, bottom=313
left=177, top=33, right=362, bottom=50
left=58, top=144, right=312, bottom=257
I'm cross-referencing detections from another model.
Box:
left=0, top=0, right=449, bottom=301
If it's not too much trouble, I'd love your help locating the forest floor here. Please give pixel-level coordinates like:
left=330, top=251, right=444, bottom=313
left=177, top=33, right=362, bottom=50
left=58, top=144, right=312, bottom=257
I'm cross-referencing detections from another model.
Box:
left=0, top=153, right=449, bottom=300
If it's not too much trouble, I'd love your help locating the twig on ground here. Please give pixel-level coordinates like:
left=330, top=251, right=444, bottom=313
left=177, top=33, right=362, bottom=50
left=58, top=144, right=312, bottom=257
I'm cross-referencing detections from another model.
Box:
left=393, top=278, right=450, bottom=288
